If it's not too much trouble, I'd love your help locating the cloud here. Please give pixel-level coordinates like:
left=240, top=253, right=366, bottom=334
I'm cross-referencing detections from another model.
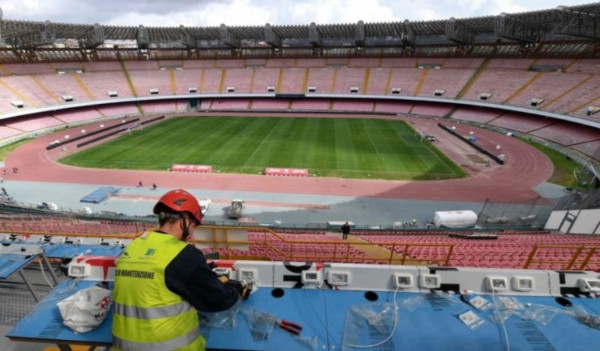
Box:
left=0, top=0, right=591, bottom=26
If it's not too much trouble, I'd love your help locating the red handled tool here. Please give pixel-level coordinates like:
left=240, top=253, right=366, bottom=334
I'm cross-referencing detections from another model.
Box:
left=275, top=319, right=303, bottom=335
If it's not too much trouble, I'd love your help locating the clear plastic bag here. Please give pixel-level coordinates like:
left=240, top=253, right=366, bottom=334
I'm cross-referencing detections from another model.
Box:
left=452, top=306, right=486, bottom=330
left=569, top=305, right=600, bottom=330
left=293, top=334, right=319, bottom=351
left=342, top=302, right=397, bottom=348
left=461, top=291, right=491, bottom=311
left=398, top=295, right=426, bottom=312
left=515, top=303, right=559, bottom=326
left=199, top=302, right=240, bottom=329
left=488, top=296, right=522, bottom=324
left=497, top=296, right=524, bottom=311
left=239, top=306, right=276, bottom=341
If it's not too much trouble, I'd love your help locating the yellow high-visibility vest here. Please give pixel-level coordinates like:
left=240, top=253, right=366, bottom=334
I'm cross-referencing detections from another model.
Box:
left=112, top=231, right=205, bottom=350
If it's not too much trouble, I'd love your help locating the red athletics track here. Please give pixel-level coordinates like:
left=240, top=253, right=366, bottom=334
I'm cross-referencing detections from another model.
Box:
left=3, top=114, right=554, bottom=203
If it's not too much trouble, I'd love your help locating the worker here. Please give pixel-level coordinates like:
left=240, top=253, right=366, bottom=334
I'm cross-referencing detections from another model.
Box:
left=112, top=189, right=250, bottom=350
left=341, top=221, right=351, bottom=240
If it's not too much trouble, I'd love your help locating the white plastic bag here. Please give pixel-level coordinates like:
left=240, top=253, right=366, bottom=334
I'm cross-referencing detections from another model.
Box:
left=57, top=285, right=112, bottom=333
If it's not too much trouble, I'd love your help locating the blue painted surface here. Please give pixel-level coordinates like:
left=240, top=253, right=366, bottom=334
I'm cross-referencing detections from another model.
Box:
left=7, top=280, right=600, bottom=350
left=0, top=254, right=38, bottom=279
left=6, top=280, right=113, bottom=347
left=0, top=242, right=124, bottom=260
left=43, top=244, right=123, bottom=259
left=80, top=186, right=120, bottom=204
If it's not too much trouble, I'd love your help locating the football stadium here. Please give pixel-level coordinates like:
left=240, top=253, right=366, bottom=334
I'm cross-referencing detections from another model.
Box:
left=1, top=3, right=600, bottom=350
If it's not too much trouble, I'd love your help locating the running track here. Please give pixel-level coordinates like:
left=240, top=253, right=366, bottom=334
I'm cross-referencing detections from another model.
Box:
left=3, top=115, right=554, bottom=203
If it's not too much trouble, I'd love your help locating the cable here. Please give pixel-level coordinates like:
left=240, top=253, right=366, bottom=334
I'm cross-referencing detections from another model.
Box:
left=490, top=289, right=510, bottom=351
left=348, top=286, right=400, bottom=349
left=38, top=260, right=55, bottom=288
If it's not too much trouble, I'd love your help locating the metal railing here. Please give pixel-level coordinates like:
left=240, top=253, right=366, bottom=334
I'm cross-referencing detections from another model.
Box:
left=192, top=226, right=454, bottom=265
left=523, top=244, right=600, bottom=271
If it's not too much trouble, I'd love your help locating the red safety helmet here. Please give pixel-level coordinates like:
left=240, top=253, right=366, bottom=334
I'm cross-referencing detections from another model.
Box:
left=153, top=189, right=202, bottom=225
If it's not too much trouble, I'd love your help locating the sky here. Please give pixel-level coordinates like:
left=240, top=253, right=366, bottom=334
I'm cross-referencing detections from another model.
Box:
left=0, top=0, right=594, bottom=27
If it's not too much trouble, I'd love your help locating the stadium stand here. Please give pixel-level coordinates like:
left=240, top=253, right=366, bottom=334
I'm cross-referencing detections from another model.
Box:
left=34, top=73, right=92, bottom=103
left=208, top=98, right=251, bottom=110
left=138, top=100, right=180, bottom=114
left=531, top=122, right=600, bottom=146
left=373, top=100, right=413, bottom=114
left=277, top=68, right=306, bottom=93
left=290, top=99, right=331, bottom=111
left=2, top=75, right=54, bottom=107
left=332, top=67, right=366, bottom=93
left=450, top=107, right=503, bottom=123
left=250, top=98, right=290, bottom=110
left=1, top=63, right=55, bottom=75
left=200, top=68, right=223, bottom=93
left=365, top=67, right=393, bottom=95
left=387, top=68, right=423, bottom=96
left=411, top=103, right=453, bottom=118
left=80, top=61, right=122, bottom=73
left=95, top=102, right=139, bottom=117
left=128, top=70, right=172, bottom=96
left=222, top=68, right=253, bottom=93
left=348, top=57, right=382, bottom=68
left=51, top=107, right=104, bottom=124
left=416, top=68, right=475, bottom=98
left=3, top=114, right=64, bottom=132
left=507, top=71, right=589, bottom=108
left=250, top=68, right=280, bottom=93
left=173, top=68, right=202, bottom=95
left=0, top=126, right=21, bottom=140
left=331, top=99, right=374, bottom=112
left=77, top=71, right=134, bottom=99
left=1, top=5, right=600, bottom=350
left=487, top=112, right=555, bottom=133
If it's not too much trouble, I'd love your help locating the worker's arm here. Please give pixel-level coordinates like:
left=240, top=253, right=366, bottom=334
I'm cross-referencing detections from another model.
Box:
left=164, top=245, right=240, bottom=312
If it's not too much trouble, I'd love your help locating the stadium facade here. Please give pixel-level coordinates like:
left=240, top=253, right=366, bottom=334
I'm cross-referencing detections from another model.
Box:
left=0, top=3, right=599, bottom=61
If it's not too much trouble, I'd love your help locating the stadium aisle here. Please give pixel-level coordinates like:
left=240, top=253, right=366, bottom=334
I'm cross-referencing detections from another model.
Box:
left=2, top=180, right=490, bottom=228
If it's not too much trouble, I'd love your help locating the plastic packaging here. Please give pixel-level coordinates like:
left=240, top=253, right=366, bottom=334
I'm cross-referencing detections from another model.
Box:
left=497, top=296, right=523, bottom=311
left=398, top=295, right=427, bottom=312
left=515, top=303, right=559, bottom=326
left=239, top=306, right=276, bottom=341
left=293, top=334, right=319, bottom=351
left=568, top=305, right=600, bottom=330
left=198, top=302, right=240, bottom=329
left=489, top=296, right=523, bottom=324
left=342, top=302, right=397, bottom=348
left=57, top=284, right=112, bottom=333
left=452, top=306, right=486, bottom=330
left=461, top=290, right=491, bottom=311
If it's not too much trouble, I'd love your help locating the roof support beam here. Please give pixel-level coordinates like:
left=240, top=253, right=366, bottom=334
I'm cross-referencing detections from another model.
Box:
left=179, top=25, right=197, bottom=48
left=5, top=21, right=55, bottom=50
left=445, top=18, right=474, bottom=45
left=309, top=22, right=322, bottom=47
left=355, top=20, right=365, bottom=47
left=401, top=20, right=416, bottom=47
left=220, top=24, right=240, bottom=48
left=264, top=23, right=281, bottom=48
left=554, top=8, right=600, bottom=39
left=137, top=25, right=149, bottom=50
left=78, top=24, right=105, bottom=49
left=495, top=15, right=543, bottom=44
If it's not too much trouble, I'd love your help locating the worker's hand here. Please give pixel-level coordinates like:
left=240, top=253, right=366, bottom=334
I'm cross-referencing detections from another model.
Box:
left=207, top=261, right=217, bottom=270
left=224, top=279, right=252, bottom=300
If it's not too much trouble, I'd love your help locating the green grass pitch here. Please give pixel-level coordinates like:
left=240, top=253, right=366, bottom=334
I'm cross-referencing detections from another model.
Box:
left=59, top=116, right=466, bottom=180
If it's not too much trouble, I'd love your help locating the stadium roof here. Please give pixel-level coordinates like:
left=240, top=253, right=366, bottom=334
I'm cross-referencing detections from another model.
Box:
left=0, top=3, right=599, bottom=62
